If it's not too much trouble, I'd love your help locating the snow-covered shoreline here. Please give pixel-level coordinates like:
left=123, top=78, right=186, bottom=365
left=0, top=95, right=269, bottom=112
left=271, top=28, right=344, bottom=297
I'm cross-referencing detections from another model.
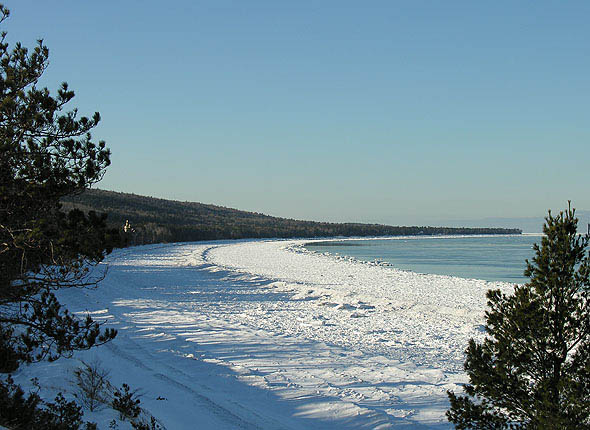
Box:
left=13, top=239, right=514, bottom=429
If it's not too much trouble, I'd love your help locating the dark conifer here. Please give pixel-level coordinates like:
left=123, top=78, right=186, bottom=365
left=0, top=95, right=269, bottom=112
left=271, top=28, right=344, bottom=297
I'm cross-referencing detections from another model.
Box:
left=447, top=203, right=590, bottom=428
left=0, top=3, right=117, bottom=370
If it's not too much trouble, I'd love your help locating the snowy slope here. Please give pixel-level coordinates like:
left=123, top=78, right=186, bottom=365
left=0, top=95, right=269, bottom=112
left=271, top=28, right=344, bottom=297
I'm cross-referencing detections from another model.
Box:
left=12, top=239, right=513, bottom=429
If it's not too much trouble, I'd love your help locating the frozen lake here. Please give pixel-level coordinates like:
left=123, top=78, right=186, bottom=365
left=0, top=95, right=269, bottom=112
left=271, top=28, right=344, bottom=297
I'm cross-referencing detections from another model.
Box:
left=17, top=238, right=516, bottom=429
left=305, top=234, right=540, bottom=283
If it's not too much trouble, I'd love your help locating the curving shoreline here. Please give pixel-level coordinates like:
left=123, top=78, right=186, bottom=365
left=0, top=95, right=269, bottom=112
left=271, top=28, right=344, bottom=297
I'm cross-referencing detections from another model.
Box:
left=16, top=239, right=514, bottom=428
left=302, top=233, right=542, bottom=283
left=205, top=239, right=512, bottom=368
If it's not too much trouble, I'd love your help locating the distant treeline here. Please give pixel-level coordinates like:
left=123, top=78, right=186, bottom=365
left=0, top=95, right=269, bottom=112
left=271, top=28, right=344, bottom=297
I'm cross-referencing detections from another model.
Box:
left=62, top=189, right=522, bottom=245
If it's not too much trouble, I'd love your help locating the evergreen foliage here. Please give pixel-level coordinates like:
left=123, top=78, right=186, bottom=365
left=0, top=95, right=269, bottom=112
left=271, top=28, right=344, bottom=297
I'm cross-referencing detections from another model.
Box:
left=0, top=375, right=91, bottom=429
left=112, top=383, right=141, bottom=421
left=63, top=188, right=523, bottom=245
left=447, top=204, right=590, bottom=429
left=131, top=416, right=163, bottom=430
left=0, top=2, right=117, bottom=371
left=0, top=2, right=119, bottom=427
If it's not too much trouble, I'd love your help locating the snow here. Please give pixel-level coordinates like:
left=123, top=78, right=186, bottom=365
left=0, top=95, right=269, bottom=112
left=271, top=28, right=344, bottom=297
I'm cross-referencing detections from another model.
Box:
left=11, top=238, right=514, bottom=429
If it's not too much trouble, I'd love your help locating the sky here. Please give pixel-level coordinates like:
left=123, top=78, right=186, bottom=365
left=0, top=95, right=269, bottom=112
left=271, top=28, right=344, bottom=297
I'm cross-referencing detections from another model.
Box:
left=7, top=1, right=590, bottom=225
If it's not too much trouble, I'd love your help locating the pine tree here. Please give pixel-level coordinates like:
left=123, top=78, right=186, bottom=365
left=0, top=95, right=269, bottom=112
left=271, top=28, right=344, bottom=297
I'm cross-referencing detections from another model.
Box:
left=0, top=3, right=117, bottom=372
left=447, top=203, right=590, bottom=429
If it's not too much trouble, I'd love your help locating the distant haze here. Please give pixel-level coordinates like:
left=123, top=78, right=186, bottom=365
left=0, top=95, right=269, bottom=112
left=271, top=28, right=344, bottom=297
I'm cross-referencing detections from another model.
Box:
left=437, top=210, right=590, bottom=233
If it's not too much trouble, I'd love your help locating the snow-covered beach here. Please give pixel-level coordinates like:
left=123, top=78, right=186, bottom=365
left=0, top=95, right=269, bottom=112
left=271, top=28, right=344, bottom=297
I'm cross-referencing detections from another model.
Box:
left=14, top=238, right=514, bottom=429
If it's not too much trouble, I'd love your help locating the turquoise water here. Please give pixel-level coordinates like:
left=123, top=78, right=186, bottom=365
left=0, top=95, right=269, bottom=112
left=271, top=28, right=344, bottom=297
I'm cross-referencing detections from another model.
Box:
left=305, top=235, right=541, bottom=283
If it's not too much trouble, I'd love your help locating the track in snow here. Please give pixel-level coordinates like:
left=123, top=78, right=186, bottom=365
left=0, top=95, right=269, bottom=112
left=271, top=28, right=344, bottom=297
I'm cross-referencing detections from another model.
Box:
left=19, top=239, right=511, bottom=429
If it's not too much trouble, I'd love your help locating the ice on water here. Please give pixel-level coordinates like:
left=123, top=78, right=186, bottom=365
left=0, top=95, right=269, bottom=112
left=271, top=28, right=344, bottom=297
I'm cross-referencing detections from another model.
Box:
left=17, top=239, right=513, bottom=429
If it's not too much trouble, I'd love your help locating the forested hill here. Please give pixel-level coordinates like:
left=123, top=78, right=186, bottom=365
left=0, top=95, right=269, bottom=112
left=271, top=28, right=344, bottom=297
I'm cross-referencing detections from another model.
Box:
left=62, top=189, right=522, bottom=245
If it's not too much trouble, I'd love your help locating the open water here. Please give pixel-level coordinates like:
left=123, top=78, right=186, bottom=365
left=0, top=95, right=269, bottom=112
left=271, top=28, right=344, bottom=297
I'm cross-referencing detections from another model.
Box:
left=305, top=234, right=542, bottom=284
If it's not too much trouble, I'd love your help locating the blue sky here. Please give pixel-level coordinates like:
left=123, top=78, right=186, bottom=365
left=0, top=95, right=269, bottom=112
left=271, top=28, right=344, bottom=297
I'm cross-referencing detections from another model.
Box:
left=8, top=1, right=589, bottom=225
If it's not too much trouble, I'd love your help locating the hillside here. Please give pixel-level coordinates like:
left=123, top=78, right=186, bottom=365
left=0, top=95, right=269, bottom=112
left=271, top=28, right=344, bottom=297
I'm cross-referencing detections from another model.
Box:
left=62, top=189, right=522, bottom=244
